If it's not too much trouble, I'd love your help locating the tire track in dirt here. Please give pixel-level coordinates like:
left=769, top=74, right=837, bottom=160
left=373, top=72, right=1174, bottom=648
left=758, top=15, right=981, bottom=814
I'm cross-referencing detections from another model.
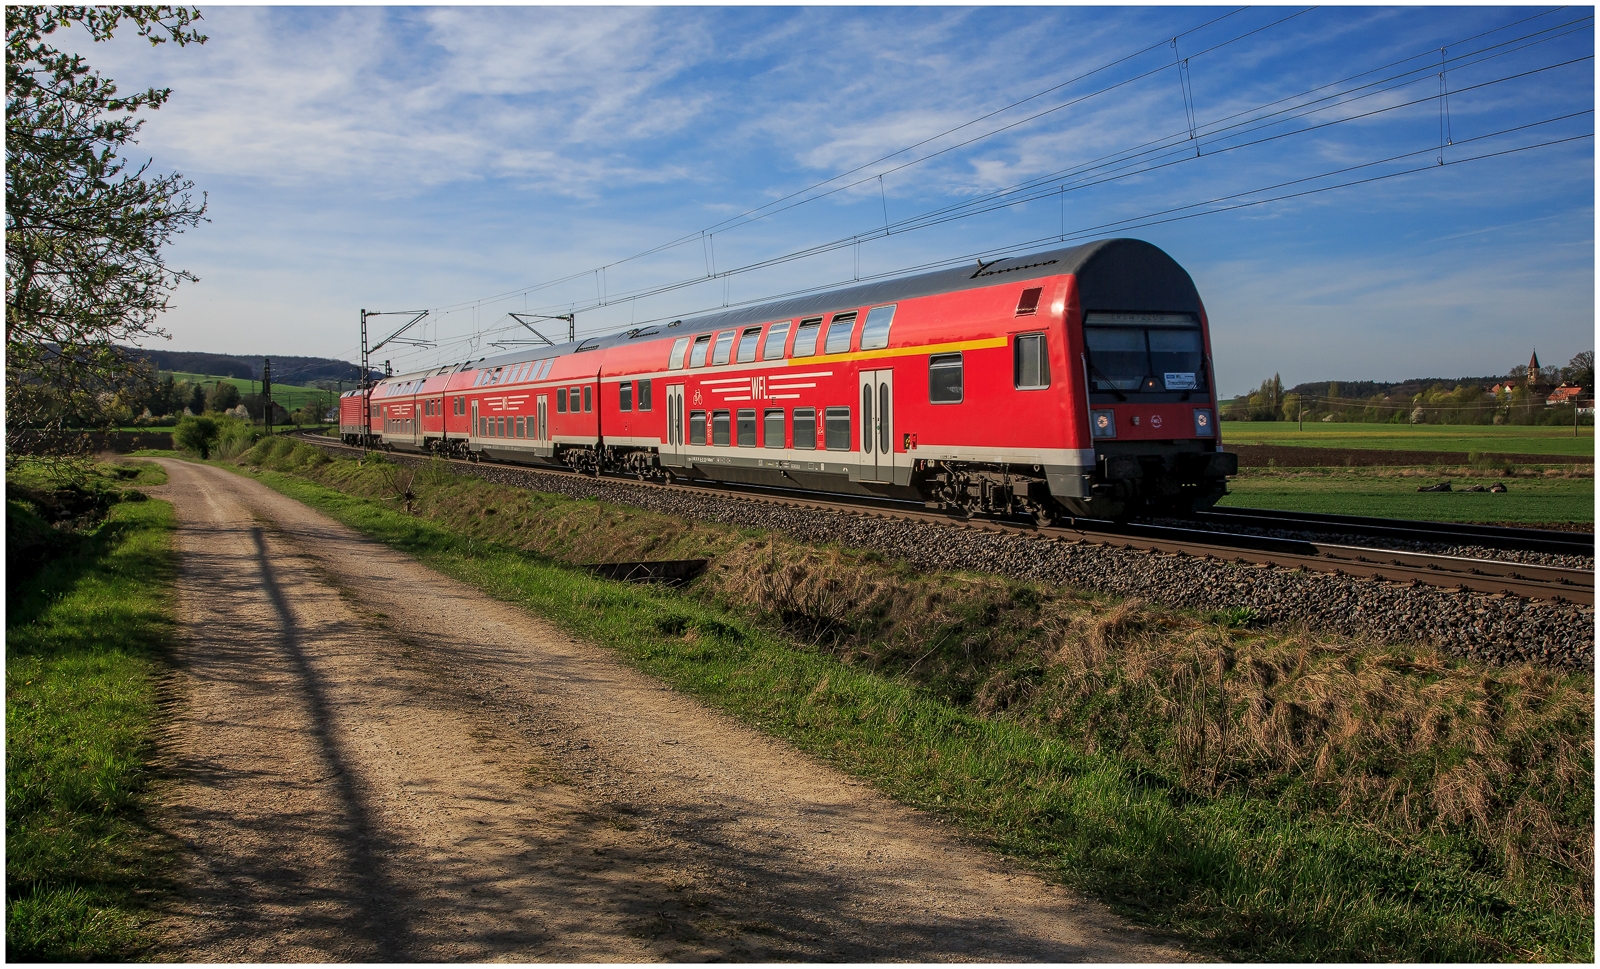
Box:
left=147, top=458, right=1188, bottom=961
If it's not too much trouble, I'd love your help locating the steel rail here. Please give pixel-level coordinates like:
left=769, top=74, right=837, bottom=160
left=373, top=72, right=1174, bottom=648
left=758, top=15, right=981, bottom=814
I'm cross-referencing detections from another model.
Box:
left=1194, top=506, right=1594, bottom=556
left=292, top=434, right=1593, bottom=605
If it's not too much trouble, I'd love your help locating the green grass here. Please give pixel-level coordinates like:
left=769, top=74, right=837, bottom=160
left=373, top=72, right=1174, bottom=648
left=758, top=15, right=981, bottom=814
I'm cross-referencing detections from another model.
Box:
left=225, top=456, right=1593, bottom=962
left=6, top=473, right=178, bottom=960
left=1219, top=422, right=1594, bottom=457
left=1219, top=468, right=1595, bottom=525
left=162, top=370, right=336, bottom=411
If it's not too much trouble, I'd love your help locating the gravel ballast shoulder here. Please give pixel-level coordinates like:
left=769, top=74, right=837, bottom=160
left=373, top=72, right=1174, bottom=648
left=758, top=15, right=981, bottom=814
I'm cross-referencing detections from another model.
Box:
left=301, top=442, right=1595, bottom=669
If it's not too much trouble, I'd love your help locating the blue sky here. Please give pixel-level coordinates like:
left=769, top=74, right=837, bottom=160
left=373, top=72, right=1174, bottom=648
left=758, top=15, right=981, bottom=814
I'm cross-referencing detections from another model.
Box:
left=76, top=5, right=1594, bottom=394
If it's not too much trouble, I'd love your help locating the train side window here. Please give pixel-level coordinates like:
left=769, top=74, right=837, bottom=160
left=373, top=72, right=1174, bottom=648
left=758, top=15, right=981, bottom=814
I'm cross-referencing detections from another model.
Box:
left=736, top=327, right=762, bottom=364
left=860, top=304, right=895, bottom=350
left=824, top=312, right=858, bottom=354
left=792, top=408, right=817, bottom=449
left=668, top=337, right=690, bottom=370
left=763, top=408, right=784, bottom=448
left=711, top=330, right=736, bottom=366
left=517, top=416, right=526, bottom=437
left=929, top=353, right=963, bottom=403
left=582, top=386, right=592, bottom=412
left=1016, top=287, right=1043, bottom=316
left=689, top=410, right=707, bottom=445
left=824, top=406, right=851, bottom=450
left=557, top=389, right=567, bottom=413
left=791, top=317, right=823, bottom=357
left=761, top=321, right=791, bottom=360
left=736, top=408, right=757, bottom=446
left=1014, top=334, right=1050, bottom=390
left=620, top=380, right=633, bottom=412
left=711, top=410, right=731, bottom=446
left=689, top=334, right=712, bottom=367
left=637, top=379, right=652, bottom=411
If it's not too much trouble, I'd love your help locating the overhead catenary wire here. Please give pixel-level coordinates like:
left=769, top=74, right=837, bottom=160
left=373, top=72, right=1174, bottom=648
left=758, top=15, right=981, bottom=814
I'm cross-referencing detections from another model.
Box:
left=374, top=10, right=1589, bottom=373
left=456, top=12, right=1589, bottom=333
left=387, top=117, right=1588, bottom=376
left=416, top=7, right=1292, bottom=318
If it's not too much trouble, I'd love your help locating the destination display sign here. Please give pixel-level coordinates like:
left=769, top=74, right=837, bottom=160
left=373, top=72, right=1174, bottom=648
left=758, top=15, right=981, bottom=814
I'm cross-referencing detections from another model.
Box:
left=1164, top=372, right=1198, bottom=390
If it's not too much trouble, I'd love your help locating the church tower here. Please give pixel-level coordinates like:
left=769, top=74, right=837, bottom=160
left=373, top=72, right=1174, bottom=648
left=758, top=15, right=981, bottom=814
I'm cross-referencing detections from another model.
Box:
left=1527, top=349, right=1540, bottom=387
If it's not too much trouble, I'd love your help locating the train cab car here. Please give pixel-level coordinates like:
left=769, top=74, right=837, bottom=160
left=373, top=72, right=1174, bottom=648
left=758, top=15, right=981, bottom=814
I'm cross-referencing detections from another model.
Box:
left=351, top=237, right=1233, bottom=522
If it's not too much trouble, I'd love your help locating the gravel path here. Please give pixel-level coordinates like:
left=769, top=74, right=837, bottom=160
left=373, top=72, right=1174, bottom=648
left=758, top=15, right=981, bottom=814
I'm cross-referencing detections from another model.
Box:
left=144, top=458, right=1186, bottom=961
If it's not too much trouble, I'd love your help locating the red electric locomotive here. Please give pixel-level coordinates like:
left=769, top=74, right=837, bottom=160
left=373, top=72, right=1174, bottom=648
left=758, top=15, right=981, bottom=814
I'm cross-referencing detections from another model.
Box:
left=340, top=237, right=1236, bottom=521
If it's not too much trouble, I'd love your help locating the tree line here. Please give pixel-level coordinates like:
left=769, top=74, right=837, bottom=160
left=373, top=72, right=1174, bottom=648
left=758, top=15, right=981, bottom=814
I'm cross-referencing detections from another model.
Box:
left=1225, top=351, right=1594, bottom=425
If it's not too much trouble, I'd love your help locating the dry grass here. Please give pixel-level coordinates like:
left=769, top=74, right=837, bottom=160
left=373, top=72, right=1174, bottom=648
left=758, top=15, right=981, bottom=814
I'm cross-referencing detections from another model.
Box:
left=242, top=441, right=1594, bottom=901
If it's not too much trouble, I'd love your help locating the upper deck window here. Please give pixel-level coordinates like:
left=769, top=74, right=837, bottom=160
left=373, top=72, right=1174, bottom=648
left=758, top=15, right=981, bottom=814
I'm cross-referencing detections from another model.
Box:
left=860, top=305, right=895, bottom=350
left=1083, top=313, right=1206, bottom=394
left=669, top=337, right=690, bottom=370
left=711, top=330, right=736, bottom=366
left=689, top=334, right=712, bottom=368
left=761, top=322, right=791, bottom=360
left=791, top=318, right=822, bottom=357
left=736, top=327, right=762, bottom=364
left=824, top=312, right=858, bottom=354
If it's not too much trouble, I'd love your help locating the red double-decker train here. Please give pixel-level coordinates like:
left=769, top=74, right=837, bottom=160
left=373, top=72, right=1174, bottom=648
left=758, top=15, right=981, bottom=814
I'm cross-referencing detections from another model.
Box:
left=340, top=237, right=1236, bottom=521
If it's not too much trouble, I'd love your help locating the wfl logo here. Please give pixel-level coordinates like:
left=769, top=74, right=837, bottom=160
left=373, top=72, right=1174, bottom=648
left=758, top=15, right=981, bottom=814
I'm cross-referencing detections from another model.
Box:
left=1150, top=414, right=1163, bottom=429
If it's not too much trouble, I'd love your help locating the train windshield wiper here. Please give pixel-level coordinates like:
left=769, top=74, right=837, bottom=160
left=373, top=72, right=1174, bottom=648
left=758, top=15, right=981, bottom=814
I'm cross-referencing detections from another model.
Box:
left=1087, top=361, right=1128, bottom=401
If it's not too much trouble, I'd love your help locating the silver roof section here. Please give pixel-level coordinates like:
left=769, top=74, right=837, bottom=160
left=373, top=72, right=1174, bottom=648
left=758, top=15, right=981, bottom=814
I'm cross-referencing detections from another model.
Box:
left=402, top=238, right=1200, bottom=377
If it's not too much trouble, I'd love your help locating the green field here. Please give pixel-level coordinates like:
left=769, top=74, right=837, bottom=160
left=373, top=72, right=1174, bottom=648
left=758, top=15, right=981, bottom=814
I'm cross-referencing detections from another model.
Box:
left=162, top=371, right=338, bottom=412
left=1219, top=421, right=1594, bottom=457
left=1219, top=468, right=1594, bottom=525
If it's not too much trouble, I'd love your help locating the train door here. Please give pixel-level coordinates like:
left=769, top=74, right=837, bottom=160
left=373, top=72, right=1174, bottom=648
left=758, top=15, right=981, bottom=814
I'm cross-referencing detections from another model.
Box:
left=666, top=384, right=686, bottom=460
left=536, top=395, right=548, bottom=442
left=471, top=400, right=480, bottom=446
left=857, top=370, right=897, bottom=483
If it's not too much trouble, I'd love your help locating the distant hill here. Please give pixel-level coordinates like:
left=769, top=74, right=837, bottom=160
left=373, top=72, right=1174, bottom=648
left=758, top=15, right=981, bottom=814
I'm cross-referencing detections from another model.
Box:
left=124, top=347, right=379, bottom=385
left=1286, top=377, right=1508, bottom=399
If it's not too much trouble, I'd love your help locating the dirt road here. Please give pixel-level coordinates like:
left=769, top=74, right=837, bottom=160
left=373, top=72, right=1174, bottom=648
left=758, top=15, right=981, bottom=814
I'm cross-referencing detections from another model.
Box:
left=146, top=458, right=1187, bottom=961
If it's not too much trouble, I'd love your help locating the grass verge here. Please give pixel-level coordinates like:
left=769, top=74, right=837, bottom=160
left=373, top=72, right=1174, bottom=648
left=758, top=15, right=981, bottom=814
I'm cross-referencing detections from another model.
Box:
left=223, top=443, right=1594, bottom=961
left=6, top=462, right=177, bottom=960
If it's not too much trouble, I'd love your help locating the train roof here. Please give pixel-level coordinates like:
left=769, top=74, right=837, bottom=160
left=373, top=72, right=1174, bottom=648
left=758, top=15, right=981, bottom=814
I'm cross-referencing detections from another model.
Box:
left=427, top=237, right=1200, bottom=377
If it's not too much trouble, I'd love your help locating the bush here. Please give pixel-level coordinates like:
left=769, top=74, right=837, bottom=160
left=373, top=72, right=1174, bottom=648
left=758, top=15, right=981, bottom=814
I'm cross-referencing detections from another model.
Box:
left=171, top=415, right=219, bottom=459
left=213, top=416, right=260, bottom=460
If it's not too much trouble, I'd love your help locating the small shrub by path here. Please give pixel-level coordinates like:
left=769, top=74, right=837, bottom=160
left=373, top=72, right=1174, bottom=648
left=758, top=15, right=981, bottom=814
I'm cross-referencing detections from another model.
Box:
left=224, top=442, right=1594, bottom=961
left=5, top=462, right=178, bottom=960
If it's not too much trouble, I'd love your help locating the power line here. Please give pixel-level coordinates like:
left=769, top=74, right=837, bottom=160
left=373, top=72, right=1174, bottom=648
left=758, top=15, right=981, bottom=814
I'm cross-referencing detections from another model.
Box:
left=377, top=13, right=1590, bottom=372
left=418, top=8, right=1292, bottom=317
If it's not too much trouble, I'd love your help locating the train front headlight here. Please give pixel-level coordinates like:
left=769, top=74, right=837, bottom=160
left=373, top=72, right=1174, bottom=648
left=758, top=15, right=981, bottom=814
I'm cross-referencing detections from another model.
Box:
left=1090, top=409, right=1116, bottom=439
left=1193, top=409, right=1214, bottom=437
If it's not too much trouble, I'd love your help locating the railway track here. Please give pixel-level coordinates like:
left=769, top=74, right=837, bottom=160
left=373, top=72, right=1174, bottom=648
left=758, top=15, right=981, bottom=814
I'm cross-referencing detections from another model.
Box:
left=292, top=434, right=1595, bottom=606
left=1193, top=506, right=1593, bottom=556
